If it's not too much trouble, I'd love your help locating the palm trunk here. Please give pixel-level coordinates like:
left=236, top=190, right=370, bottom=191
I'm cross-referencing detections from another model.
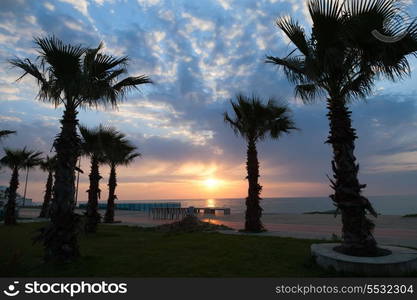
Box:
left=22, top=167, right=29, bottom=206
left=4, top=167, right=19, bottom=225
left=327, top=98, right=378, bottom=256
left=104, top=164, right=117, bottom=223
left=84, top=155, right=102, bottom=233
left=39, top=105, right=81, bottom=261
left=244, top=138, right=264, bottom=232
left=39, top=171, right=53, bottom=218
left=74, top=157, right=81, bottom=205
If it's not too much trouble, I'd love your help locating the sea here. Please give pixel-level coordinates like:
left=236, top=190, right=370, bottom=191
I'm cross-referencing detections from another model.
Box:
left=121, top=195, right=417, bottom=216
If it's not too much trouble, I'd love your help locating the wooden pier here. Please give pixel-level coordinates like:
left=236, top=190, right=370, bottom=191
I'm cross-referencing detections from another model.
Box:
left=149, top=207, right=231, bottom=220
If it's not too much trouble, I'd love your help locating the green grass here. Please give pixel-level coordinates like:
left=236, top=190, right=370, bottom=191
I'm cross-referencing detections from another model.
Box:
left=0, top=222, right=335, bottom=277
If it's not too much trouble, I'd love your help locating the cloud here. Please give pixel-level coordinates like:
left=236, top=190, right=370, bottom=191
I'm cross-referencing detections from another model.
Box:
left=0, top=115, right=22, bottom=122
left=1, top=0, right=417, bottom=199
left=58, top=0, right=89, bottom=17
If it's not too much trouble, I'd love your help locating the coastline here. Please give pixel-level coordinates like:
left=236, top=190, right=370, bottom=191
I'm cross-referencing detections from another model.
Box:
left=18, top=208, right=417, bottom=248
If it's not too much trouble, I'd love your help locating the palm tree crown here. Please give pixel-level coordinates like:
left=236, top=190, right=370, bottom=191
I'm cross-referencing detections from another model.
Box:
left=102, top=127, right=140, bottom=167
left=39, top=155, right=57, bottom=173
left=266, top=0, right=417, bottom=102
left=79, top=125, right=108, bottom=161
left=0, top=148, right=42, bottom=170
left=224, top=94, right=296, bottom=141
left=10, top=36, right=153, bottom=109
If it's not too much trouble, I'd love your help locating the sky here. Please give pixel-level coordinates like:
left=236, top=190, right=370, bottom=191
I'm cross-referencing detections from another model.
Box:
left=0, top=0, right=417, bottom=203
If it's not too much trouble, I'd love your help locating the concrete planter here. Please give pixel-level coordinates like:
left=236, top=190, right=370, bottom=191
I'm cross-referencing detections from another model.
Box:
left=311, top=243, right=417, bottom=276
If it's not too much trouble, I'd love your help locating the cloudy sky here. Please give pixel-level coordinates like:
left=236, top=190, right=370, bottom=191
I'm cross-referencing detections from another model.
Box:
left=1, top=0, right=417, bottom=202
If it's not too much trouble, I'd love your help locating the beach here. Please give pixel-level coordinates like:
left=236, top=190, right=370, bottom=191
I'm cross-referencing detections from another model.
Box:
left=19, top=208, right=417, bottom=248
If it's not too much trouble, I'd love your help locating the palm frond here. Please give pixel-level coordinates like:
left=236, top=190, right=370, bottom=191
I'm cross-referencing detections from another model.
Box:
left=0, top=147, right=42, bottom=170
left=276, top=17, right=310, bottom=55
left=34, top=36, right=86, bottom=81
left=99, top=126, right=140, bottom=166
left=9, top=57, right=47, bottom=84
left=265, top=56, right=307, bottom=84
left=113, top=75, right=153, bottom=92
left=0, top=130, right=16, bottom=140
left=39, top=155, right=57, bottom=172
left=79, top=124, right=105, bottom=159
left=295, top=83, right=323, bottom=103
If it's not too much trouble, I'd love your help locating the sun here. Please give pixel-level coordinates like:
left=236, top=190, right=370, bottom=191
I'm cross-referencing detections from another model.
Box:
left=203, top=178, right=220, bottom=189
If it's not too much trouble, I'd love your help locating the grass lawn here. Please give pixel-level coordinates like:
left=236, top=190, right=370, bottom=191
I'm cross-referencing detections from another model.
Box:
left=0, top=223, right=330, bottom=277
left=1, top=222, right=335, bottom=277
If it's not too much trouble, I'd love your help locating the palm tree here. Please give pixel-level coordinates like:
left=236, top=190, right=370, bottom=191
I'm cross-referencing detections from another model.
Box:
left=266, top=0, right=417, bottom=256
left=101, top=128, right=140, bottom=223
left=39, top=155, right=57, bottom=218
left=224, top=94, right=296, bottom=232
left=0, top=148, right=42, bottom=225
left=79, top=125, right=108, bottom=233
left=10, top=36, right=152, bottom=261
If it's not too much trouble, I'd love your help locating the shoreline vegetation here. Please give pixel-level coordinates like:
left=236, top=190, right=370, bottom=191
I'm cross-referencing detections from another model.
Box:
left=402, top=214, right=417, bottom=218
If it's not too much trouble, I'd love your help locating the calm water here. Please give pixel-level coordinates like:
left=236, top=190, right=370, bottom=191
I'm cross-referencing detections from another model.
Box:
left=122, top=195, right=417, bottom=216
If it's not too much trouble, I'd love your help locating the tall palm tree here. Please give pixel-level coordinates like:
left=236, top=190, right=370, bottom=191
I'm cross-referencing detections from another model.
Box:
left=224, top=94, right=296, bottom=232
left=0, top=148, right=42, bottom=225
left=79, top=125, right=108, bottom=233
left=266, top=0, right=417, bottom=256
left=101, top=128, right=140, bottom=223
left=10, top=36, right=152, bottom=261
left=39, top=155, right=57, bottom=218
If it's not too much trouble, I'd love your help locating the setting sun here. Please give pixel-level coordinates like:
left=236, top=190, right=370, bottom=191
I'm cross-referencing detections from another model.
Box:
left=203, top=178, right=220, bottom=189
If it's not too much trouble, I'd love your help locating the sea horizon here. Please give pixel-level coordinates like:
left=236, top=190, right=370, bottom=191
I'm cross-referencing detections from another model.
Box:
left=70, top=195, right=417, bottom=216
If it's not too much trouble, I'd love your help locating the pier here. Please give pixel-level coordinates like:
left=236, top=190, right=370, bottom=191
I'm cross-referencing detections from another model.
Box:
left=149, top=207, right=231, bottom=220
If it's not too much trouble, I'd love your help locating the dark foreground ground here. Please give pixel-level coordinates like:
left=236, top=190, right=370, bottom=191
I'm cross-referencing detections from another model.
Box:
left=1, top=222, right=416, bottom=277
left=1, top=222, right=333, bottom=277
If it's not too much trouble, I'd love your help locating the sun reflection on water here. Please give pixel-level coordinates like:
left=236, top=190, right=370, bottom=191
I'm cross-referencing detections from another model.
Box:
left=206, top=198, right=216, bottom=208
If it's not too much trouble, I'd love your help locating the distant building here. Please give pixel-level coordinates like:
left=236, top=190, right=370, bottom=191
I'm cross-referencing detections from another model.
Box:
left=0, top=185, right=33, bottom=207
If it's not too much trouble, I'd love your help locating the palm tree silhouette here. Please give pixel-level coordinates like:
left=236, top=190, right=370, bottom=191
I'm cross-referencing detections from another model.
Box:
left=39, top=155, right=57, bottom=218
left=79, top=125, right=108, bottom=233
left=266, top=0, right=417, bottom=256
left=0, top=148, right=42, bottom=225
left=10, top=36, right=152, bottom=261
left=224, top=94, right=296, bottom=232
left=101, top=127, right=140, bottom=223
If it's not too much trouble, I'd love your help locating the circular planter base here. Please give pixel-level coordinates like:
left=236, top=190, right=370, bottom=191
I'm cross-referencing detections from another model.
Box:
left=311, top=243, right=417, bottom=276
